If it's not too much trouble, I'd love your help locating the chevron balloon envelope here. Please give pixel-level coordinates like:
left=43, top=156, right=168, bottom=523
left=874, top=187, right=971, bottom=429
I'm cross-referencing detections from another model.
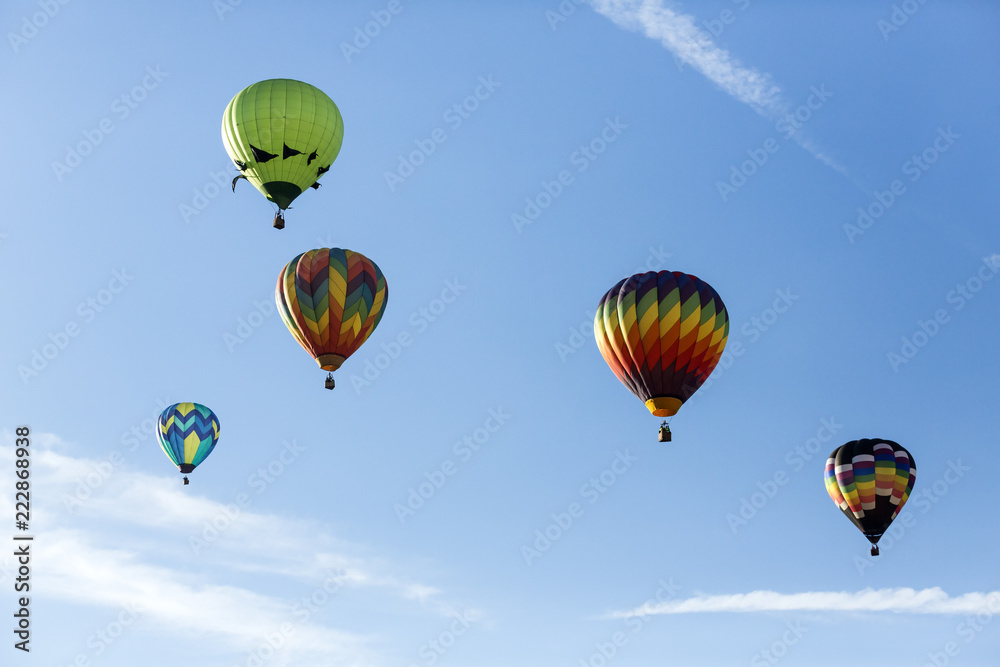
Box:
left=276, top=247, right=388, bottom=378
left=825, top=438, right=916, bottom=547
left=156, top=402, right=221, bottom=475
left=594, top=271, right=729, bottom=419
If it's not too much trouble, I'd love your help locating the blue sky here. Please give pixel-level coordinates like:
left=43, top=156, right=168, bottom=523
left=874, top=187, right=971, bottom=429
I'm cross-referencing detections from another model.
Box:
left=2, top=0, right=999, bottom=665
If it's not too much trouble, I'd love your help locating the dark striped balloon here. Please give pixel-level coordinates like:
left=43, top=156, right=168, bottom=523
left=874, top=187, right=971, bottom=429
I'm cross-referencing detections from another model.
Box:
left=594, top=271, right=729, bottom=417
left=824, top=439, right=916, bottom=547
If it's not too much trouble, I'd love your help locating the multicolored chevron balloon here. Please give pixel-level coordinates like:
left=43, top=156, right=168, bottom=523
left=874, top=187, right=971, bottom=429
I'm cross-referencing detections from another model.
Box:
left=825, top=439, right=916, bottom=555
left=276, top=248, right=388, bottom=387
left=156, top=402, right=221, bottom=484
left=594, top=271, right=729, bottom=423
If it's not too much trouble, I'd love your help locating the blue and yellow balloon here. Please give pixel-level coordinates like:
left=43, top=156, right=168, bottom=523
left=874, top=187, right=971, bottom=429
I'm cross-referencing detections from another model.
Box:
left=156, top=402, right=220, bottom=485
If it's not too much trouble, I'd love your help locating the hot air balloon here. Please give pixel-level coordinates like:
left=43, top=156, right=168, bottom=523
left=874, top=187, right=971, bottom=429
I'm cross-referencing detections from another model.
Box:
left=824, top=439, right=916, bottom=556
left=594, top=271, right=729, bottom=441
left=156, top=402, right=220, bottom=485
left=222, top=79, right=344, bottom=229
left=276, top=248, right=388, bottom=389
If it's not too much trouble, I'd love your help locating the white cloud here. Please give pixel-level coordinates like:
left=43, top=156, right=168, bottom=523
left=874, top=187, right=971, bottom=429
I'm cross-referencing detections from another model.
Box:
left=608, top=587, right=1000, bottom=618
left=0, top=432, right=476, bottom=667
left=588, top=0, right=850, bottom=173
left=588, top=0, right=784, bottom=117
left=39, top=528, right=373, bottom=666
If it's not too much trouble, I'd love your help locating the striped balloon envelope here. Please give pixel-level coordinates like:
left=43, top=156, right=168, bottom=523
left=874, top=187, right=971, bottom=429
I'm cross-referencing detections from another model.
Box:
left=276, top=247, right=388, bottom=388
left=824, top=439, right=916, bottom=555
left=594, top=271, right=729, bottom=435
left=156, top=402, right=221, bottom=484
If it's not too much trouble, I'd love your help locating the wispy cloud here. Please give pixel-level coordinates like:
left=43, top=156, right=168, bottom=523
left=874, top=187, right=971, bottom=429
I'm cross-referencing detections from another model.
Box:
left=0, top=432, right=476, bottom=666
left=588, top=0, right=849, bottom=173
left=607, top=587, right=1000, bottom=618
left=40, top=529, right=373, bottom=666
left=589, top=0, right=784, bottom=117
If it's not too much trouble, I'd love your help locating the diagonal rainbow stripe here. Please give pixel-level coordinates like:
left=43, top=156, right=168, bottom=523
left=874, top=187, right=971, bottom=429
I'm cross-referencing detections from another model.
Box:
left=594, top=271, right=728, bottom=417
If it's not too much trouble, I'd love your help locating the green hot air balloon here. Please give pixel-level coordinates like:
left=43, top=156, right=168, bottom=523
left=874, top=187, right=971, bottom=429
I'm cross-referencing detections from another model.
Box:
left=222, top=79, right=344, bottom=229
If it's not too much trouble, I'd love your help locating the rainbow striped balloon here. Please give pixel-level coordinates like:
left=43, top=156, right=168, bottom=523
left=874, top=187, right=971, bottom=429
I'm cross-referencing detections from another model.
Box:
left=156, top=402, right=220, bottom=475
left=595, top=271, right=729, bottom=418
left=825, top=439, right=916, bottom=547
left=276, top=247, right=388, bottom=376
